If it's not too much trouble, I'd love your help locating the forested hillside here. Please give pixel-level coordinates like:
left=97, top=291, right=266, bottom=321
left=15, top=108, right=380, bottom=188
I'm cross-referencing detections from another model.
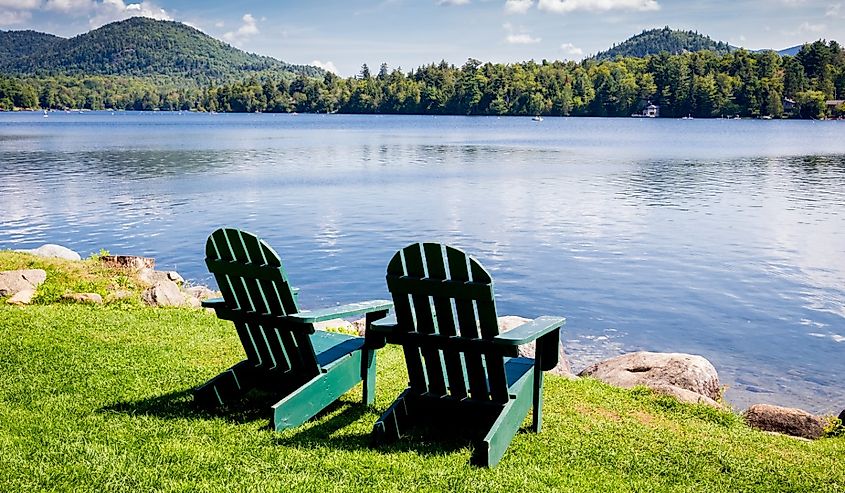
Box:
left=0, top=17, right=321, bottom=82
left=595, top=27, right=735, bottom=61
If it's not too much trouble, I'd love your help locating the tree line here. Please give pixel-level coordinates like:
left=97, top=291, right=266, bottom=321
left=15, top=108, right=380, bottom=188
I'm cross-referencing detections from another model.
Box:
left=2, top=40, right=844, bottom=118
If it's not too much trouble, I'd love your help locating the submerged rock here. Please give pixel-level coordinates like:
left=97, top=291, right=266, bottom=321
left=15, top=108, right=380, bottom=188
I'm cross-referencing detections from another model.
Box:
left=0, top=269, right=47, bottom=297
left=744, top=404, right=825, bottom=440
left=579, top=351, right=721, bottom=404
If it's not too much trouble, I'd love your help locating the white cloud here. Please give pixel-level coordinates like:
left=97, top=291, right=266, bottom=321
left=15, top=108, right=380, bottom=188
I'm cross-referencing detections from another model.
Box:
left=505, top=0, right=534, bottom=13
left=0, top=8, right=31, bottom=25
left=507, top=33, right=541, bottom=43
left=560, top=42, right=583, bottom=56
left=311, top=60, right=339, bottom=74
left=89, top=0, right=171, bottom=28
left=538, top=0, right=659, bottom=13
left=222, top=13, right=259, bottom=46
left=437, top=0, right=470, bottom=5
left=0, top=0, right=39, bottom=8
left=798, top=21, right=826, bottom=33
left=45, top=0, right=95, bottom=13
left=503, top=22, right=540, bottom=44
left=826, top=3, right=842, bottom=17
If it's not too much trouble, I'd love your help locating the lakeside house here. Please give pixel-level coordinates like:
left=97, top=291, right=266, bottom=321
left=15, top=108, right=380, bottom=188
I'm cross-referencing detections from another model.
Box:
left=632, top=103, right=660, bottom=118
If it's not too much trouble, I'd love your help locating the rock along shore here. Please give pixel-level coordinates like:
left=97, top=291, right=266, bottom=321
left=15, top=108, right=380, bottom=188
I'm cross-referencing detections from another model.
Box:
left=2, top=242, right=842, bottom=440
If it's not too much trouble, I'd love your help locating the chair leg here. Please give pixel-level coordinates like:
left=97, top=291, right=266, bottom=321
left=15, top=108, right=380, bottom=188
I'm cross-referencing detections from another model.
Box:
left=532, top=363, right=544, bottom=433
left=371, top=388, right=415, bottom=445
left=361, top=348, right=376, bottom=406
left=193, top=360, right=257, bottom=408
left=472, top=367, right=535, bottom=468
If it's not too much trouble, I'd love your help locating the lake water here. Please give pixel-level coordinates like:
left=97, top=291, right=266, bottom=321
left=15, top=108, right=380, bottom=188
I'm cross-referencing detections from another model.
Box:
left=2, top=111, right=844, bottom=413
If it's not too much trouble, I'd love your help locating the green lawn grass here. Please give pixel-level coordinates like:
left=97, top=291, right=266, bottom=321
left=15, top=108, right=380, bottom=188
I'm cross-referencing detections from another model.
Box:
left=1, top=304, right=843, bottom=492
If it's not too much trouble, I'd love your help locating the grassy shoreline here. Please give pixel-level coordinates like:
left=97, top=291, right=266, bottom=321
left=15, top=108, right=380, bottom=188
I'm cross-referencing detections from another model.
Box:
left=1, top=252, right=844, bottom=491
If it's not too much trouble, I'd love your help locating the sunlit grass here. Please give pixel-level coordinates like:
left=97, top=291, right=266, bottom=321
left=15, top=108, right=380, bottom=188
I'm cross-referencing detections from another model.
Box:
left=0, top=304, right=843, bottom=492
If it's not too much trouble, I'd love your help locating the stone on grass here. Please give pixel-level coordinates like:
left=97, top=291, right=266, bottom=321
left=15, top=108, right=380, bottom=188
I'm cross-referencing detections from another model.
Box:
left=579, top=351, right=721, bottom=403
left=7, top=288, right=36, bottom=305
left=744, top=404, right=825, bottom=440
left=62, top=293, right=103, bottom=304
left=0, top=269, right=47, bottom=297
left=16, top=244, right=81, bottom=261
left=314, top=318, right=356, bottom=335
left=498, top=316, right=574, bottom=378
left=142, top=280, right=188, bottom=307
left=100, top=255, right=155, bottom=270
left=184, top=285, right=220, bottom=301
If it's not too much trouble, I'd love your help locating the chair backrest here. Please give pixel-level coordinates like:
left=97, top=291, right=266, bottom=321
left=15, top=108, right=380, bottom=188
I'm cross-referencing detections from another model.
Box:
left=205, top=227, right=318, bottom=376
left=385, top=243, right=511, bottom=403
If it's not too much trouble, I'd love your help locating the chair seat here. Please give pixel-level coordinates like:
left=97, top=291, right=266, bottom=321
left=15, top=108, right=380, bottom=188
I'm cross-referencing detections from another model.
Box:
left=504, top=357, right=533, bottom=389
left=312, top=330, right=366, bottom=368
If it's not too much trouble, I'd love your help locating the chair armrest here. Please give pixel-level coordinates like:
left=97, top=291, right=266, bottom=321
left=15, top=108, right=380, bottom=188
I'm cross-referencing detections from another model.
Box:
left=364, top=315, right=397, bottom=349
left=201, top=297, right=226, bottom=309
left=493, top=316, right=565, bottom=346
left=288, top=300, right=393, bottom=324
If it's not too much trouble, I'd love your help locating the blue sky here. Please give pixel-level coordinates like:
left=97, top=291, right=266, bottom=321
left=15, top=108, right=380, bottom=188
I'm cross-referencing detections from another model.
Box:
left=1, top=0, right=843, bottom=76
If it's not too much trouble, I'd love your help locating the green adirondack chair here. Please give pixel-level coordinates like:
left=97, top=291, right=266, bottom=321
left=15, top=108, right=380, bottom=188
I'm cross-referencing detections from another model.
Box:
left=196, top=227, right=392, bottom=431
left=367, top=243, right=565, bottom=467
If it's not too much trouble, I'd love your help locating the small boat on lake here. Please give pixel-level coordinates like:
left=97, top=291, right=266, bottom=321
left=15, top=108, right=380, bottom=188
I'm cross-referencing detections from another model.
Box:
left=532, top=115, right=543, bottom=122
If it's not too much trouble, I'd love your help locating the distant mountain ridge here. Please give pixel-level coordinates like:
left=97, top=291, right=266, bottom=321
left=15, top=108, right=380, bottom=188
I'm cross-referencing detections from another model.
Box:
left=0, top=17, right=321, bottom=82
left=594, top=27, right=736, bottom=60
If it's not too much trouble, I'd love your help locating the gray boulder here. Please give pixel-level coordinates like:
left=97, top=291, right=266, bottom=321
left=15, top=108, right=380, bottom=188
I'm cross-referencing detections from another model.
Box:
left=18, top=244, right=81, bottom=261
left=579, top=351, right=721, bottom=404
left=184, top=285, right=220, bottom=301
left=0, top=269, right=47, bottom=297
left=62, top=293, right=103, bottom=304
left=7, top=288, right=36, bottom=305
left=100, top=255, right=155, bottom=270
left=142, top=280, right=188, bottom=307
left=744, top=404, right=825, bottom=440
left=498, top=316, right=574, bottom=378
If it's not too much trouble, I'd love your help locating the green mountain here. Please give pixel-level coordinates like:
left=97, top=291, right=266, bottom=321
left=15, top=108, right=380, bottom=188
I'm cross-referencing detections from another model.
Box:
left=0, top=17, right=321, bottom=82
left=0, top=30, right=63, bottom=68
left=595, top=27, right=736, bottom=60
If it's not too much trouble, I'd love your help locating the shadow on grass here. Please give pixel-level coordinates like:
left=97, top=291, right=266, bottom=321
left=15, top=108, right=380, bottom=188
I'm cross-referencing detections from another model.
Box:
left=101, top=388, right=276, bottom=426
left=102, top=389, right=473, bottom=459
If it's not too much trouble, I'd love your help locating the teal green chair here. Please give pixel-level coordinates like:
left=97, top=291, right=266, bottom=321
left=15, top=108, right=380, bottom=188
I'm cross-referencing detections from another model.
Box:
left=196, top=227, right=392, bottom=431
left=367, top=242, right=565, bottom=467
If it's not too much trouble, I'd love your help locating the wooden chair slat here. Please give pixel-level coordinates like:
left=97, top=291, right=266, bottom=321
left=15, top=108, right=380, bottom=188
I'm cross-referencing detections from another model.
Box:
left=386, top=249, right=427, bottom=391
left=446, top=246, right=489, bottom=401
left=423, top=242, right=466, bottom=400
left=403, top=244, right=447, bottom=396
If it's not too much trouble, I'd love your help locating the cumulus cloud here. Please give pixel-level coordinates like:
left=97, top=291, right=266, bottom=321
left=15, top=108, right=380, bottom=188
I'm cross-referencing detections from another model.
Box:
left=538, top=0, right=659, bottom=13
left=505, top=0, right=534, bottom=13
left=222, top=13, right=259, bottom=46
left=503, top=22, right=540, bottom=44
left=560, top=42, right=584, bottom=56
left=311, top=60, right=339, bottom=74
left=0, top=0, right=40, bottom=8
left=797, top=20, right=825, bottom=32
left=0, top=8, right=31, bottom=25
left=45, top=0, right=95, bottom=13
left=89, top=0, right=171, bottom=27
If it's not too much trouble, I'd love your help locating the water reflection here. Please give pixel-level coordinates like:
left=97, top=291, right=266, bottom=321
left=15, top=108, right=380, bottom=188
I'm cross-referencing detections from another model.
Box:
left=1, top=113, right=844, bottom=412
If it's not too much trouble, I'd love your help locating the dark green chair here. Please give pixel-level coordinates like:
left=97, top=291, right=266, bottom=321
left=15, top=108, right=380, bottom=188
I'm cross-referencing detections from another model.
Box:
left=196, top=227, right=392, bottom=431
left=367, top=243, right=565, bottom=467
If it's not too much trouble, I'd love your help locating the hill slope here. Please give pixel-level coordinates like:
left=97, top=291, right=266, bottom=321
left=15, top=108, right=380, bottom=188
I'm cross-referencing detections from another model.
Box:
left=0, top=30, right=63, bottom=68
left=0, top=17, right=321, bottom=82
left=595, top=27, right=735, bottom=60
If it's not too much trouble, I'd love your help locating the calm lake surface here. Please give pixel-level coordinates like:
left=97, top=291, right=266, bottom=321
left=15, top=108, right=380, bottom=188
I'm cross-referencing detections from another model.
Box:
left=2, top=111, right=844, bottom=412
